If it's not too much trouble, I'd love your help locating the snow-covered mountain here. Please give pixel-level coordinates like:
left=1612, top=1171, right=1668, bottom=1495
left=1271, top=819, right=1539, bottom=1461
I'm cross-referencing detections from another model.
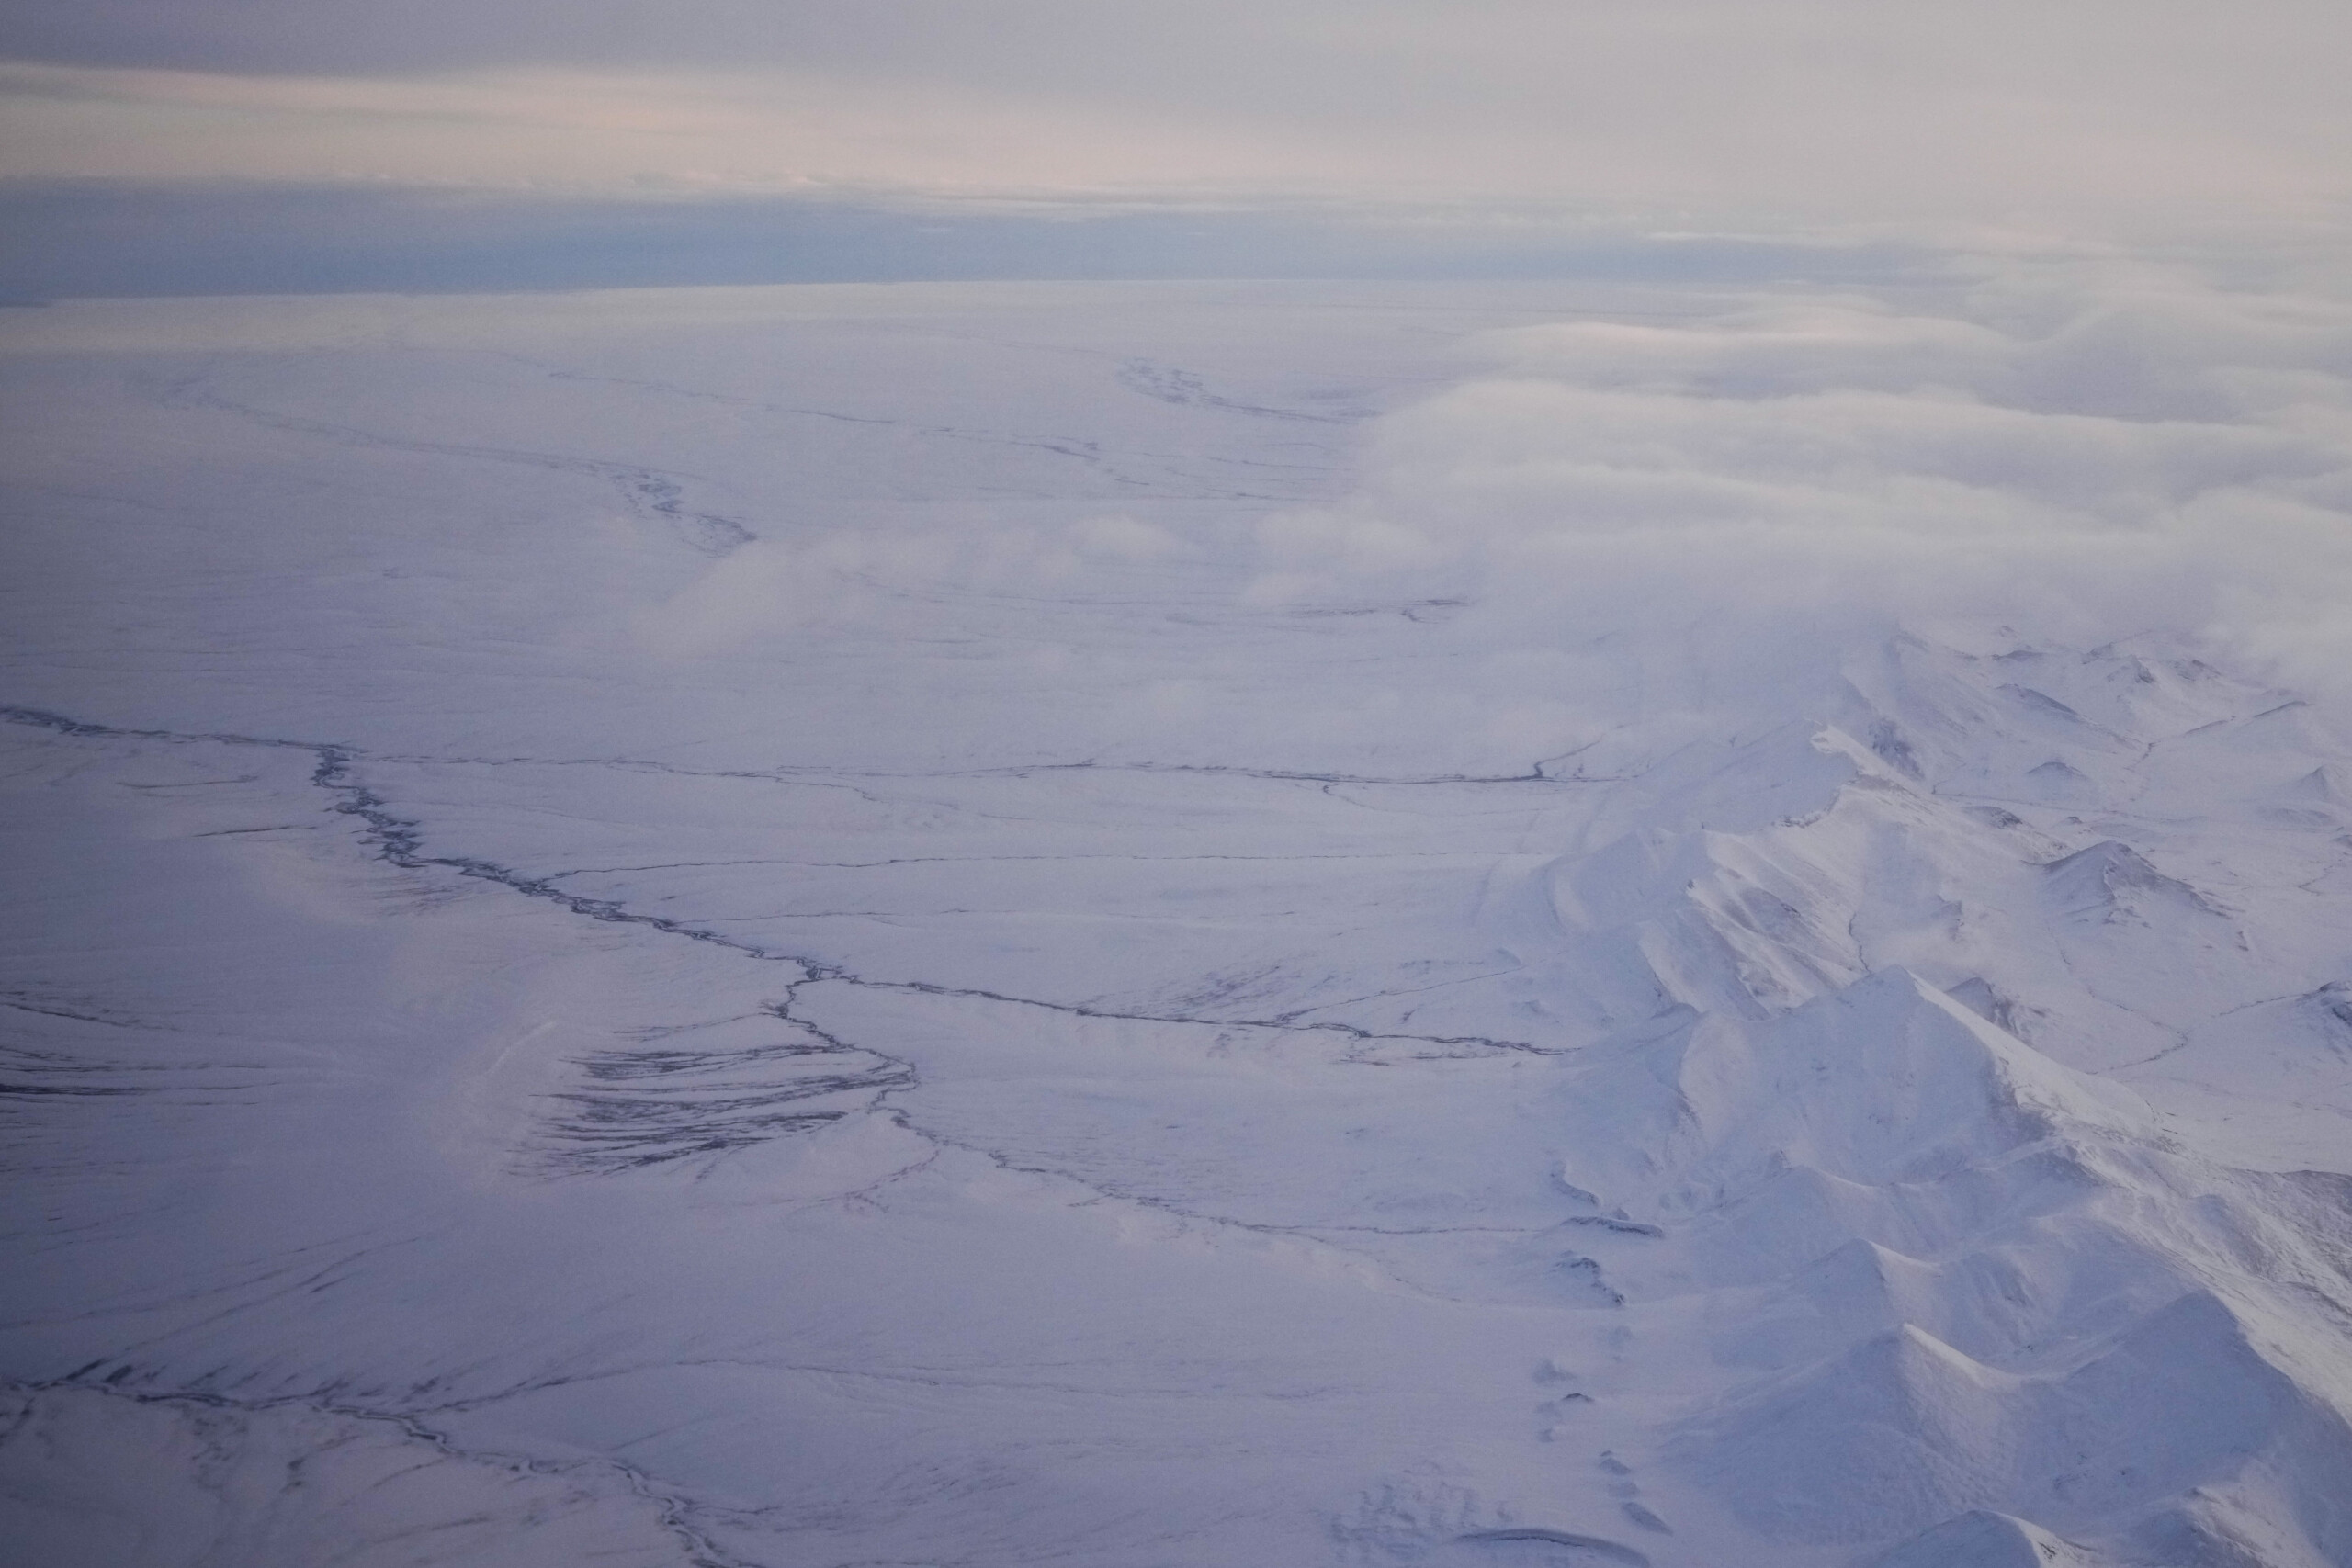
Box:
left=4, top=278, right=2351, bottom=1566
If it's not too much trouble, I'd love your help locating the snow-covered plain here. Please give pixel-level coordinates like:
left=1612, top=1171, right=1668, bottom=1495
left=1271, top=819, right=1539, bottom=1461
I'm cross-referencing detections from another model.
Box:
left=5, top=273, right=2352, bottom=1566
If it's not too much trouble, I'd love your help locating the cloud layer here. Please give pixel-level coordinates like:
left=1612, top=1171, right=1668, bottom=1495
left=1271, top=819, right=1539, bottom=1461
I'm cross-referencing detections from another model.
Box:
left=610, top=260, right=2352, bottom=773
left=1250, top=261, right=2352, bottom=737
left=5, top=2, right=2351, bottom=231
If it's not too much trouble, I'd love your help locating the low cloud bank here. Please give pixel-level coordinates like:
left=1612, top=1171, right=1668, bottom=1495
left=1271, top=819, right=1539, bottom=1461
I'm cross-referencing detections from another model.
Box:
left=624, top=262, right=2352, bottom=774
left=638, top=513, right=1192, bottom=660
left=1250, top=262, right=2352, bottom=739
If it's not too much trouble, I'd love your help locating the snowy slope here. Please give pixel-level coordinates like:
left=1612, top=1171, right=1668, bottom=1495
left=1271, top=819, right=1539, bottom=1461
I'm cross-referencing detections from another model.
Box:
left=5, top=278, right=2352, bottom=1566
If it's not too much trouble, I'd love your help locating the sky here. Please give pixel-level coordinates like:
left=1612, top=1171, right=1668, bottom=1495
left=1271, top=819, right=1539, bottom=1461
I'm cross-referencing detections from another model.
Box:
left=4, top=1, right=2351, bottom=295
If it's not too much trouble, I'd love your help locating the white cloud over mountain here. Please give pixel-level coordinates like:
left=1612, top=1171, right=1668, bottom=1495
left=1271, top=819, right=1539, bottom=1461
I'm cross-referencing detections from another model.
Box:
left=1250, top=263, right=2352, bottom=740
